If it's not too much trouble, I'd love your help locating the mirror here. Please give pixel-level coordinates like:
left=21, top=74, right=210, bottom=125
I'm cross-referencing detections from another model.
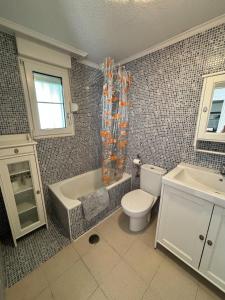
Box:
left=195, top=72, right=225, bottom=143
left=206, top=82, right=225, bottom=133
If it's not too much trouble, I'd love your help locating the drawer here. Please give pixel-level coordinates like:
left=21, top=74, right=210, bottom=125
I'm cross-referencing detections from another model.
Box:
left=0, top=145, right=34, bottom=158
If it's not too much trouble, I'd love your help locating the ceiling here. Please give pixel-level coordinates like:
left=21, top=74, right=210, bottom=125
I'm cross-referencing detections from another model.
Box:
left=1, top=0, right=225, bottom=64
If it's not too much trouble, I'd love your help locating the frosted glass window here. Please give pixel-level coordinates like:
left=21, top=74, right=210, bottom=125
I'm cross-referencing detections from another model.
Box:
left=33, top=72, right=66, bottom=129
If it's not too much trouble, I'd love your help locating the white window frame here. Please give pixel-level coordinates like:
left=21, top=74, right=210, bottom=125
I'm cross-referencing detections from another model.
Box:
left=20, top=58, right=74, bottom=139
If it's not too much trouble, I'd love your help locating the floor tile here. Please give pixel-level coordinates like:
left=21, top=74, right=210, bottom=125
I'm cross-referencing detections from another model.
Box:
left=123, top=239, right=164, bottom=284
left=51, top=259, right=97, bottom=300
left=143, top=259, right=198, bottom=300
left=41, top=244, right=79, bottom=283
left=97, top=213, right=137, bottom=255
left=34, top=287, right=54, bottom=300
left=5, top=267, right=48, bottom=300
left=82, top=239, right=120, bottom=283
left=100, top=260, right=147, bottom=300
left=196, top=284, right=224, bottom=300
left=88, top=288, right=108, bottom=300
left=73, top=227, right=103, bottom=257
left=137, top=215, right=157, bottom=248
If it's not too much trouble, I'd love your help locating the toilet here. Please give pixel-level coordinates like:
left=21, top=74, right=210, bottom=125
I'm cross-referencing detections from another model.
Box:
left=121, top=164, right=166, bottom=232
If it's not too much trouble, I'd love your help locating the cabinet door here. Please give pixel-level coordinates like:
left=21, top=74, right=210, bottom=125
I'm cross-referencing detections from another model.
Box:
left=157, top=186, right=213, bottom=269
left=0, top=155, right=46, bottom=239
left=200, top=206, right=225, bottom=291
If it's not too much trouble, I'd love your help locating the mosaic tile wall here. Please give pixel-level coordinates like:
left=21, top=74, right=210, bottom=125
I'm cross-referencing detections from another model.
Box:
left=0, top=32, right=104, bottom=237
left=125, top=23, right=225, bottom=183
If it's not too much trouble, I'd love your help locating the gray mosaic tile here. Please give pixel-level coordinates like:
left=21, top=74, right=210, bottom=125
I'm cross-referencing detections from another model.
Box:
left=125, top=23, right=225, bottom=180
left=1, top=218, right=70, bottom=287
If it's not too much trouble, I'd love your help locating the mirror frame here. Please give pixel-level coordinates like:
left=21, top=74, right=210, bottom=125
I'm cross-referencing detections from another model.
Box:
left=195, top=71, right=225, bottom=143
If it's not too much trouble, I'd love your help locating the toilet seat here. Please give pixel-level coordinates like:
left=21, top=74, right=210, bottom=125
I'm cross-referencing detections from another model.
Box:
left=121, top=189, right=155, bottom=217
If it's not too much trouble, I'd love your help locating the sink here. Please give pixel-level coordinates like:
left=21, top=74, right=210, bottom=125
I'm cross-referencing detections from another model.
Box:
left=164, top=163, right=225, bottom=206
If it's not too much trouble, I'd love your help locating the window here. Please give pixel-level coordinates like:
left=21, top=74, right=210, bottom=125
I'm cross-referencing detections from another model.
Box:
left=21, top=59, right=74, bottom=138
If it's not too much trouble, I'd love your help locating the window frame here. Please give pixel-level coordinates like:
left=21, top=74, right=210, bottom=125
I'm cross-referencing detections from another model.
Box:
left=20, top=58, right=74, bottom=139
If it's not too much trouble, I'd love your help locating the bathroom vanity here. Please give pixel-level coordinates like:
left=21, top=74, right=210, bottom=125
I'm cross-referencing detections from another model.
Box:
left=0, top=134, right=47, bottom=246
left=155, top=163, right=225, bottom=293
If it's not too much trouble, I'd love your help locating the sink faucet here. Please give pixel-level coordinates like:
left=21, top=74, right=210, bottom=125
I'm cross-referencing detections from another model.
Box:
left=220, top=164, right=225, bottom=176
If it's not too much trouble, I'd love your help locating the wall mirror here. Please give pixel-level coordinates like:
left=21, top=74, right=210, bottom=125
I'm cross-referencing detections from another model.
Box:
left=195, top=72, right=225, bottom=146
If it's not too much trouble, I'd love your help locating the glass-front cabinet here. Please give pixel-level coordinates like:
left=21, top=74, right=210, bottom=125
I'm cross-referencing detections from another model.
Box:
left=0, top=134, right=47, bottom=246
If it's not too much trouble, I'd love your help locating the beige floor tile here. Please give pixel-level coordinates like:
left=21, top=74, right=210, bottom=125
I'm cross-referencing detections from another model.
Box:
left=82, top=239, right=120, bottom=283
left=41, top=244, right=79, bottom=283
left=123, top=239, right=164, bottom=284
left=6, top=267, right=48, bottom=300
left=88, top=288, right=108, bottom=300
left=97, top=213, right=137, bottom=255
left=51, top=259, right=97, bottom=300
left=34, top=287, right=54, bottom=300
left=143, top=259, right=198, bottom=300
left=100, top=260, right=147, bottom=300
left=137, top=216, right=157, bottom=248
left=196, top=284, right=224, bottom=300
left=73, top=227, right=103, bottom=257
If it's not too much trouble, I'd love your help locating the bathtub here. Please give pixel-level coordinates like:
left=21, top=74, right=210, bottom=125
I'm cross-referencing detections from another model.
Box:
left=49, top=168, right=131, bottom=240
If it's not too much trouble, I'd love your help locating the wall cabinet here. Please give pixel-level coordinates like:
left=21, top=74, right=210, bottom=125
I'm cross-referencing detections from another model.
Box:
left=0, top=134, right=47, bottom=246
left=156, top=184, right=225, bottom=293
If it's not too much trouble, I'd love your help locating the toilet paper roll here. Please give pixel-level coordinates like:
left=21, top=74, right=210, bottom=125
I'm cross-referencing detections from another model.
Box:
left=133, top=158, right=141, bottom=165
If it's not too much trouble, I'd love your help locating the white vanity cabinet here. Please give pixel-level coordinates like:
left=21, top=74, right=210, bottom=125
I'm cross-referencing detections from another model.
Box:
left=157, top=186, right=213, bottom=269
left=0, top=134, right=47, bottom=246
left=199, top=206, right=225, bottom=290
left=156, top=180, right=225, bottom=292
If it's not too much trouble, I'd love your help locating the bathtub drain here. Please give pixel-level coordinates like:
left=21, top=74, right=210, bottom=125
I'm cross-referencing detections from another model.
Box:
left=89, top=234, right=100, bottom=244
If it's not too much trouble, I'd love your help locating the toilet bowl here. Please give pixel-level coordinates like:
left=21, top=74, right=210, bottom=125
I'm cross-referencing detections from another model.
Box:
left=121, top=164, right=166, bottom=232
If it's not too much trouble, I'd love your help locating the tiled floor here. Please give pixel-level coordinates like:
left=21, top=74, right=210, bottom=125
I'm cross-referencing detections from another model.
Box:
left=5, top=208, right=224, bottom=300
left=2, top=218, right=70, bottom=287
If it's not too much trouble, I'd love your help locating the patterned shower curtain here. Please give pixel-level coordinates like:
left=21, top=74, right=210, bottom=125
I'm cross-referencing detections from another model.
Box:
left=100, top=57, right=132, bottom=186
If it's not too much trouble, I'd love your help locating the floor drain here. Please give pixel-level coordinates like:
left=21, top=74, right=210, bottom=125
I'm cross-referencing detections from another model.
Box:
left=89, top=234, right=100, bottom=244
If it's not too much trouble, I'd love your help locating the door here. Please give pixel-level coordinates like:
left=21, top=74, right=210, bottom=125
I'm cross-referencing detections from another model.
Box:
left=157, top=185, right=213, bottom=269
left=200, top=206, right=225, bottom=291
left=0, top=154, right=45, bottom=239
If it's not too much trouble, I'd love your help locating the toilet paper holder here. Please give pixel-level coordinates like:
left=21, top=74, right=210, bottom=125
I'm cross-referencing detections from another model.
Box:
left=133, top=154, right=142, bottom=177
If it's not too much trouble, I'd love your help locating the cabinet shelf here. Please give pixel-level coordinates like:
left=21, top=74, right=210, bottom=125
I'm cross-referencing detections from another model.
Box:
left=9, top=169, right=30, bottom=176
left=14, top=186, right=33, bottom=195
left=17, top=202, right=37, bottom=215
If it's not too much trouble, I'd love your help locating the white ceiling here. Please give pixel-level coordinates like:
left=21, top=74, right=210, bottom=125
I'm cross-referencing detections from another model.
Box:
left=1, top=0, right=225, bottom=64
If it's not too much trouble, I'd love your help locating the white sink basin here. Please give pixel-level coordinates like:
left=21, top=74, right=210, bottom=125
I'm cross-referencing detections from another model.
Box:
left=164, top=163, right=225, bottom=206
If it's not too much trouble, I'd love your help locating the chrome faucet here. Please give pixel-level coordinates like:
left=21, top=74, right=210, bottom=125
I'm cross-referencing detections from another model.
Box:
left=220, top=164, right=225, bottom=176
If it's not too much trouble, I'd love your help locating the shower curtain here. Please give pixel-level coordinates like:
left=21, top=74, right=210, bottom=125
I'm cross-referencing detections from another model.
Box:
left=100, top=57, right=132, bottom=186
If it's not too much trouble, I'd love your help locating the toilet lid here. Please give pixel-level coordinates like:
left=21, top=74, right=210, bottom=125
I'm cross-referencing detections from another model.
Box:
left=121, top=189, right=155, bottom=213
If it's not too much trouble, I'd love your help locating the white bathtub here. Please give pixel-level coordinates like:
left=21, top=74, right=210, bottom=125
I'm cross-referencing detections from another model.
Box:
left=49, top=168, right=131, bottom=210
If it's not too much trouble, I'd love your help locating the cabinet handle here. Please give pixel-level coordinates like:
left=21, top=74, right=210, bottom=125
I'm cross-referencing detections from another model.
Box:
left=14, top=148, right=19, bottom=154
left=36, top=190, right=41, bottom=194
left=207, top=240, right=213, bottom=246
left=199, top=234, right=204, bottom=241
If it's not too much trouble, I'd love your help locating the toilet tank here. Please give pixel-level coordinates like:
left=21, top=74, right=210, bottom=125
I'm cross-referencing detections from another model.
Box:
left=140, top=164, right=167, bottom=197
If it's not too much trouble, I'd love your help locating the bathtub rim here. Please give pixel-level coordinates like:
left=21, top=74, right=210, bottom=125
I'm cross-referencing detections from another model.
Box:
left=49, top=169, right=131, bottom=211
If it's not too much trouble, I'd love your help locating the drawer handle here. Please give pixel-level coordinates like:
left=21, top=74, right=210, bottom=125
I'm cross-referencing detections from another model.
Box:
left=207, top=240, right=213, bottom=246
left=36, top=190, right=41, bottom=195
left=199, top=234, right=204, bottom=241
left=14, top=148, right=19, bottom=154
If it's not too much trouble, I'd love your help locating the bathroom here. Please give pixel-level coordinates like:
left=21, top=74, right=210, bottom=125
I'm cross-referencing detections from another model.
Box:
left=1, top=0, right=225, bottom=299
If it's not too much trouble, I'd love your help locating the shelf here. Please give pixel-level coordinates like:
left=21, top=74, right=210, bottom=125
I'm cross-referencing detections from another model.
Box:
left=20, top=219, right=38, bottom=229
left=9, top=169, right=30, bottom=176
left=17, top=202, right=37, bottom=215
left=14, top=186, right=33, bottom=195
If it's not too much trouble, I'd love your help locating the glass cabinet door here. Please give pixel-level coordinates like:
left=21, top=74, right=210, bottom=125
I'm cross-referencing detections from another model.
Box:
left=7, top=160, right=40, bottom=230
